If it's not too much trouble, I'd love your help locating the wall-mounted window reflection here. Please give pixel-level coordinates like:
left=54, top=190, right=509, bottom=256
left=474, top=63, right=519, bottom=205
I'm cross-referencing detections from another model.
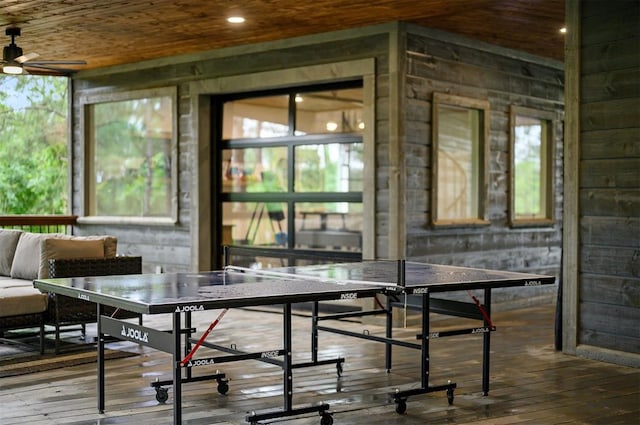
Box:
left=223, top=202, right=288, bottom=248
left=87, top=88, right=176, bottom=219
left=432, top=93, right=489, bottom=225
left=221, top=147, right=288, bottom=193
left=294, top=202, right=362, bottom=252
left=294, top=143, right=363, bottom=192
left=222, top=95, right=289, bottom=139
left=510, top=106, right=555, bottom=225
left=295, top=88, right=364, bottom=135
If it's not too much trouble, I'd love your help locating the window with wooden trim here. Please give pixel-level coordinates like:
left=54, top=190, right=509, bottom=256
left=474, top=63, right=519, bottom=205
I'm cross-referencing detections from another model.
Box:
left=83, top=87, right=178, bottom=223
left=432, top=93, right=489, bottom=226
left=509, top=106, right=555, bottom=226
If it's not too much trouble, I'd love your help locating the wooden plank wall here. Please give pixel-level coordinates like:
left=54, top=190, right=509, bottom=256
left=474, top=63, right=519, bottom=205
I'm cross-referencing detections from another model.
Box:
left=402, top=26, right=564, bottom=306
left=577, top=1, right=640, bottom=356
left=70, top=30, right=391, bottom=273
left=70, top=22, right=566, bottom=310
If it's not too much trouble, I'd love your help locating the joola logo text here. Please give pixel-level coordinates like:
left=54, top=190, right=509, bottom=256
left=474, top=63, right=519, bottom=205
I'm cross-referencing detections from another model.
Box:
left=428, top=332, right=440, bottom=339
left=524, top=280, right=542, bottom=286
left=187, top=358, right=215, bottom=367
left=77, top=293, right=90, bottom=301
left=175, top=305, right=205, bottom=312
left=413, top=288, right=429, bottom=294
left=261, top=351, right=280, bottom=358
left=472, top=327, right=490, bottom=334
left=341, top=293, right=357, bottom=300
left=121, top=325, right=149, bottom=343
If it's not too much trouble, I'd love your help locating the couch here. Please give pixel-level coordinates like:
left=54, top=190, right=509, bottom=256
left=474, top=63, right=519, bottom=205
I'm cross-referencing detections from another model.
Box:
left=0, top=229, right=142, bottom=353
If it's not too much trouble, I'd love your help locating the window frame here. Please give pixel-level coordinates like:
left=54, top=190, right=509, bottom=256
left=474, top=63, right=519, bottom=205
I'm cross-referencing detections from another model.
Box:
left=217, top=80, right=364, bottom=251
left=431, top=92, right=490, bottom=227
left=79, top=86, right=178, bottom=225
left=509, top=105, right=556, bottom=227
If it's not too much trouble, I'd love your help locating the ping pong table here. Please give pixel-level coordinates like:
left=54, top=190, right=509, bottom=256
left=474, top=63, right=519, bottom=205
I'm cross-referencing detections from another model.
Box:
left=271, top=260, right=555, bottom=414
left=33, top=260, right=555, bottom=424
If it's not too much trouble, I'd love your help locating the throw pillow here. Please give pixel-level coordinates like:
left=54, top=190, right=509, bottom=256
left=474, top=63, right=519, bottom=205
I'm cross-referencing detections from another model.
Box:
left=55, top=234, right=118, bottom=258
left=39, top=238, right=105, bottom=279
left=10, top=232, right=50, bottom=280
left=0, top=229, right=23, bottom=276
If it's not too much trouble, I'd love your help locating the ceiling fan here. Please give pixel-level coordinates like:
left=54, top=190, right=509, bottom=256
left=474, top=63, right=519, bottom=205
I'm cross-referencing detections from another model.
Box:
left=2, top=27, right=86, bottom=76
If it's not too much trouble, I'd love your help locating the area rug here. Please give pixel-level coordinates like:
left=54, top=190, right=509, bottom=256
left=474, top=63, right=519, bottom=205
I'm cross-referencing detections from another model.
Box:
left=0, top=329, right=139, bottom=377
left=0, top=347, right=138, bottom=377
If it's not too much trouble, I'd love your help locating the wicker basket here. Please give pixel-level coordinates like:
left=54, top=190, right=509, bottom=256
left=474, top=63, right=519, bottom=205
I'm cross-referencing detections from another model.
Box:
left=48, top=256, right=142, bottom=279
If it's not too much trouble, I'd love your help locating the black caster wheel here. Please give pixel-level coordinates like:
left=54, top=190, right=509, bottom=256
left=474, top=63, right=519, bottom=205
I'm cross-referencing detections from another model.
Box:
left=217, top=379, right=229, bottom=395
left=320, top=412, right=334, bottom=425
left=155, top=387, right=169, bottom=403
left=336, top=362, right=343, bottom=377
left=395, top=398, right=407, bottom=414
left=447, top=388, right=454, bottom=405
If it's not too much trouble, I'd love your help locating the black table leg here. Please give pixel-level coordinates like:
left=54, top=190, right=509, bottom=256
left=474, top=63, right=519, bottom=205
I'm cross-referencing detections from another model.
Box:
left=385, top=295, right=393, bottom=371
left=422, top=293, right=430, bottom=389
left=284, top=303, right=293, bottom=411
left=173, top=311, right=182, bottom=424
left=185, top=311, right=192, bottom=382
left=482, top=288, right=492, bottom=396
left=311, top=301, right=319, bottom=364
left=97, top=303, right=105, bottom=414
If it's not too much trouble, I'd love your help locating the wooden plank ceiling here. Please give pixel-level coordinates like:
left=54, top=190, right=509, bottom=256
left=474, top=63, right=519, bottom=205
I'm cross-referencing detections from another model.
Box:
left=0, top=0, right=565, bottom=75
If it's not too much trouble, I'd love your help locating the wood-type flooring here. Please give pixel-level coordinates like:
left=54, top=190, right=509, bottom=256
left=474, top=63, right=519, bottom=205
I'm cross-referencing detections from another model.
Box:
left=0, top=303, right=638, bottom=424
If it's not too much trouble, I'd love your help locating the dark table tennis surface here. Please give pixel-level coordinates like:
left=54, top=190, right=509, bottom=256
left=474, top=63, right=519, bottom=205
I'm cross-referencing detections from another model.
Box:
left=33, top=260, right=555, bottom=315
left=276, top=261, right=554, bottom=292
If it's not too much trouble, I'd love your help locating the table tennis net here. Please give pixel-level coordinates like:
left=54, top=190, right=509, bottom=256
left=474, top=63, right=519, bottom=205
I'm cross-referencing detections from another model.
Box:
left=224, top=260, right=404, bottom=289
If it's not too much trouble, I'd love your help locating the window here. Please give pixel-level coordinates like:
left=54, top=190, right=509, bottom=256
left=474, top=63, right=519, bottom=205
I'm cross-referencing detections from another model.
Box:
left=432, top=93, right=489, bottom=226
left=0, top=75, right=69, bottom=215
left=84, top=87, right=177, bottom=223
left=510, top=106, right=555, bottom=225
left=219, top=82, right=363, bottom=254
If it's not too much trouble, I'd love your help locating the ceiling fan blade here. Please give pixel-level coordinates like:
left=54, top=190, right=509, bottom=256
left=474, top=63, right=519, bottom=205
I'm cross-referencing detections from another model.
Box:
left=26, top=59, right=87, bottom=65
left=15, top=52, right=40, bottom=63
left=23, top=63, right=80, bottom=75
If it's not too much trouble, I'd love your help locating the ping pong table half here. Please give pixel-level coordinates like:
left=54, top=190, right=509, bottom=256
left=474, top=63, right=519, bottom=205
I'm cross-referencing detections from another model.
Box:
left=270, top=260, right=555, bottom=414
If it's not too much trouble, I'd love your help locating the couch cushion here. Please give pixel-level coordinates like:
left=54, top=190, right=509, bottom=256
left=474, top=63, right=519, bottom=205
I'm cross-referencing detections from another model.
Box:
left=0, top=277, right=34, bottom=289
left=0, top=229, right=22, bottom=277
left=39, top=238, right=105, bottom=279
left=10, top=232, right=50, bottom=280
left=56, top=234, right=118, bottom=258
left=0, top=285, right=48, bottom=317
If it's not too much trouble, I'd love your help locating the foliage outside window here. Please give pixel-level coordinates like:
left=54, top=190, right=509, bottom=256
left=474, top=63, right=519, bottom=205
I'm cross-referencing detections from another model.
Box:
left=0, top=75, right=68, bottom=214
left=220, top=83, right=363, bottom=252
left=432, top=93, right=489, bottom=226
left=510, top=106, right=555, bottom=226
left=85, top=88, right=177, bottom=222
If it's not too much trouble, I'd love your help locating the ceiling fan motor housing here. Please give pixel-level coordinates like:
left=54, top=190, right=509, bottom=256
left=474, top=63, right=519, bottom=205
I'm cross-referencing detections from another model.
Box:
left=3, top=43, right=22, bottom=62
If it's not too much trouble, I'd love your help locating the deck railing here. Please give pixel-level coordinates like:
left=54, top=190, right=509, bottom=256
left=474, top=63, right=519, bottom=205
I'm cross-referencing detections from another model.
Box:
left=0, top=215, right=78, bottom=234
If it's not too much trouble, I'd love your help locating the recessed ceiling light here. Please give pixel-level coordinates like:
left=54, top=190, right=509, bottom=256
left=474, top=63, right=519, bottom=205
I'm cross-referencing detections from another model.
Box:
left=227, top=16, right=245, bottom=24
left=559, top=27, right=567, bottom=34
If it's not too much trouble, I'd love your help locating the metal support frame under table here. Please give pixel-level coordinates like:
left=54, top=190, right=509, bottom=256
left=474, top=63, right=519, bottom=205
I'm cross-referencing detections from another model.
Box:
left=96, top=302, right=334, bottom=425
left=314, top=284, right=497, bottom=414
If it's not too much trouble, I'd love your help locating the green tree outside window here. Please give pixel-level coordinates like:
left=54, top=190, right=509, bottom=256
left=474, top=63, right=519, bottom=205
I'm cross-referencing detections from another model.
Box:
left=0, top=75, right=68, bottom=214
